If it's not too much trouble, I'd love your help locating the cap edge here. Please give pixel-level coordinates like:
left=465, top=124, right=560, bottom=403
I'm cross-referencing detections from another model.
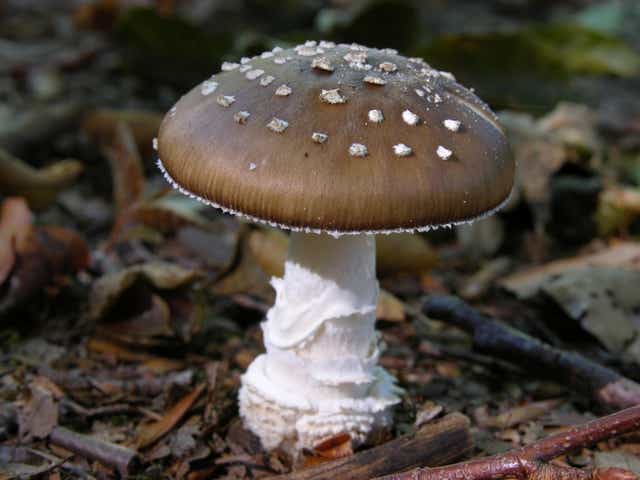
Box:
left=157, top=157, right=513, bottom=236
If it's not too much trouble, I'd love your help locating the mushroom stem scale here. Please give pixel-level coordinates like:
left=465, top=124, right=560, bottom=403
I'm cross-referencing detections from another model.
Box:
left=239, top=232, right=400, bottom=454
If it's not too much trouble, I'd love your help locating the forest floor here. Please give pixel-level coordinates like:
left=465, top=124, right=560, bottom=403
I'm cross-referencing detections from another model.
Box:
left=2, top=1, right=640, bottom=479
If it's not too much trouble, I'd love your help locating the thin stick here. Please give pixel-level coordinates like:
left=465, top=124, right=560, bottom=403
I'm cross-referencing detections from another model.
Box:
left=49, top=426, right=140, bottom=477
left=422, top=295, right=640, bottom=410
left=379, top=404, right=640, bottom=480
left=271, top=413, right=472, bottom=480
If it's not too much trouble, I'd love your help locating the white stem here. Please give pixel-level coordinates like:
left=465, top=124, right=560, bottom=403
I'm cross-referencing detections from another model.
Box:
left=239, top=232, right=400, bottom=454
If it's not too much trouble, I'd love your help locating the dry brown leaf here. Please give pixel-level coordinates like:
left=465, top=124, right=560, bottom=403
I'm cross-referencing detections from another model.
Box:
left=414, top=401, right=444, bottom=428
left=89, top=262, right=200, bottom=321
left=502, top=103, right=600, bottom=229
left=87, top=337, right=149, bottom=362
left=248, top=228, right=288, bottom=278
left=303, top=433, right=353, bottom=468
left=376, top=289, right=406, bottom=322
left=102, top=122, right=144, bottom=216
left=435, top=361, right=461, bottom=379
left=136, top=384, right=205, bottom=449
left=376, top=233, right=438, bottom=274
left=500, top=242, right=640, bottom=299
left=0, top=148, right=83, bottom=209
left=456, top=216, right=504, bottom=259
left=17, top=384, right=59, bottom=441
left=99, top=294, right=173, bottom=340
left=459, top=257, right=511, bottom=300
left=213, top=232, right=274, bottom=299
left=597, top=186, right=640, bottom=236
left=73, top=0, right=122, bottom=31
left=82, top=108, right=162, bottom=156
left=313, top=433, right=353, bottom=458
left=537, top=102, right=601, bottom=154
left=131, top=192, right=211, bottom=233
left=31, top=376, right=64, bottom=400
left=87, top=337, right=183, bottom=373
left=0, top=225, right=89, bottom=314
left=141, top=357, right=185, bottom=374
left=484, top=399, right=564, bottom=429
left=593, top=468, right=639, bottom=480
left=0, top=197, right=32, bottom=285
left=517, top=140, right=567, bottom=209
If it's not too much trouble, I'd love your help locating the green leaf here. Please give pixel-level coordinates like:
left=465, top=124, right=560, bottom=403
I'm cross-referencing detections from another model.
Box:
left=416, top=24, right=640, bottom=110
left=535, top=24, right=640, bottom=77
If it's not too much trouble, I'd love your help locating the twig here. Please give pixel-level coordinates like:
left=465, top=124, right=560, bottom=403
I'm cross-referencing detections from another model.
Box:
left=49, top=426, right=140, bottom=477
left=422, top=295, right=640, bottom=410
left=377, top=404, right=640, bottom=480
left=61, top=398, right=144, bottom=419
left=270, top=413, right=472, bottom=480
left=40, top=366, right=193, bottom=397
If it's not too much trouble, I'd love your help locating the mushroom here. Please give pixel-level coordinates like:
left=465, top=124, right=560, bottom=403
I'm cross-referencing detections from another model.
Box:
left=156, top=42, right=515, bottom=455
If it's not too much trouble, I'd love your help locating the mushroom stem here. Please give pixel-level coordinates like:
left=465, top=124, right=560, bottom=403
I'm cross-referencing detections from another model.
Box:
left=239, top=232, right=400, bottom=454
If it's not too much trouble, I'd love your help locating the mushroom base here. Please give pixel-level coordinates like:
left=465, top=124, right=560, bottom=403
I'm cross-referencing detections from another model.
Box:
left=239, top=232, right=401, bottom=455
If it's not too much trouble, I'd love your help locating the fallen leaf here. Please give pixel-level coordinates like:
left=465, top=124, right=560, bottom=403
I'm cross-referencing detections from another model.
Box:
left=500, top=103, right=601, bottom=232
left=213, top=232, right=274, bottom=299
left=435, top=362, right=461, bottom=379
left=168, top=421, right=199, bottom=458
left=102, top=122, right=144, bottom=216
left=0, top=446, right=62, bottom=479
left=248, top=228, right=288, bottom=278
left=89, top=262, right=200, bottom=321
left=0, top=225, right=89, bottom=315
left=0, top=197, right=32, bottom=285
left=132, top=191, right=211, bottom=233
left=17, top=384, right=59, bottom=441
left=87, top=337, right=183, bottom=373
left=483, top=399, right=564, bottom=429
left=88, top=337, right=149, bottom=362
left=376, top=289, right=406, bottom=322
left=414, top=401, right=444, bottom=428
left=303, top=433, right=353, bottom=468
left=541, top=267, right=640, bottom=354
left=30, top=376, right=64, bottom=400
left=595, top=451, right=640, bottom=474
left=597, top=186, right=640, bottom=236
left=376, top=233, right=438, bottom=274
left=537, top=102, right=601, bottom=153
left=141, top=357, right=185, bottom=374
left=594, top=468, right=639, bottom=480
left=456, top=216, right=505, bottom=259
left=98, top=293, right=173, bottom=340
left=73, top=0, right=125, bottom=31
left=136, top=384, right=205, bottom=449
left=0, top=148, right=83, bottom=209
left=175, top=223, right=240, bottom=273
left=500, top=242, right=640, bottom=299
left=82, top=109, right=162, bottom=156
left=459, top=257, right=511, bottom=300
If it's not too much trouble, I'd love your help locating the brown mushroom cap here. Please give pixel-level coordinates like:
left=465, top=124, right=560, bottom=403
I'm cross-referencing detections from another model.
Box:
left=157, top=41, right=514, bottom=234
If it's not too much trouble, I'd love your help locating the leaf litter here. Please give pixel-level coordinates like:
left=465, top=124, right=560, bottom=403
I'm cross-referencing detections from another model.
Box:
left=1, top=1, right=640, bottom=479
